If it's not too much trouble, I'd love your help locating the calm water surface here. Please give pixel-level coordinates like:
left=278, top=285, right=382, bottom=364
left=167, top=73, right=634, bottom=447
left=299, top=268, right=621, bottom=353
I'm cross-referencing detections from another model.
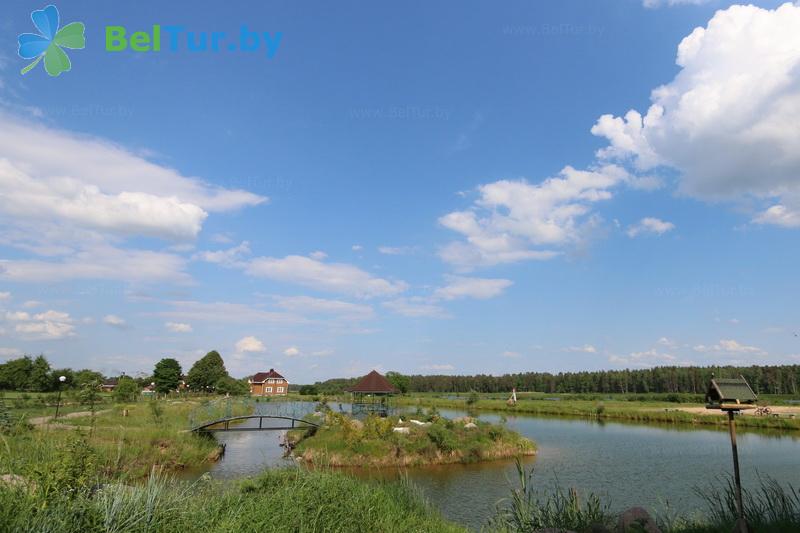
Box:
left=201, top=402, right=800, bottom=530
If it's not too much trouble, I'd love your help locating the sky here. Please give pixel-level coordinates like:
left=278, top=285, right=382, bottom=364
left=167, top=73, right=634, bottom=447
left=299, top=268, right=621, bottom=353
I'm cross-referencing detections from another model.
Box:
left=0, top=0, right=799, bottom=382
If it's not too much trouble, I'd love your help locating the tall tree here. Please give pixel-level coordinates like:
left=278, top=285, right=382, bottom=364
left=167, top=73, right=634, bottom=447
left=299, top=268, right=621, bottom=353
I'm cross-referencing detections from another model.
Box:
left=0, top=356, right=33, bottom=390
left=385, top=371, right=410, bottom=394
left=113, top=376, right=140, bottom=402
left=152, top=358, right=182, bottom=394
left=187, top=350, right=228, bottom=392
left=28, top=355, right=52, bottom=392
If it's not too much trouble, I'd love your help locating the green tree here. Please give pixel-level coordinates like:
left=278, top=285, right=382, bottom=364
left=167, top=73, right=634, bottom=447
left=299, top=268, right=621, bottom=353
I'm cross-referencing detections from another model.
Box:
left=215, top=376, right=249, bottom=396
left=113, top=376, right=139, bottom=403
left=0, top=356, right=34, bottom=390
left=152, top=358, right=182, bottom=394
left=187, top=350, right=228, bottom=392
left=385, top=371, right=409, bottom=394
left=73, top=369, right=105, bottom=389
left=28, top=355, right=52, bottom=391
left=299, top=384, right=318, bottom=395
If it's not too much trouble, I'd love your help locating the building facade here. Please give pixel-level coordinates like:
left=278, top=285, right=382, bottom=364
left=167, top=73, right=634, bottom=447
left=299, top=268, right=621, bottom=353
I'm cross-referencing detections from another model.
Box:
left=249, top=368, right=289, bottom=396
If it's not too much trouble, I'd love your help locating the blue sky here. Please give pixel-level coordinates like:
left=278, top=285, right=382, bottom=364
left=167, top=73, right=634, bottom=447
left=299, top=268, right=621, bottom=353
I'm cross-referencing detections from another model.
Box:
left=0, top=0, right=799, bottom=381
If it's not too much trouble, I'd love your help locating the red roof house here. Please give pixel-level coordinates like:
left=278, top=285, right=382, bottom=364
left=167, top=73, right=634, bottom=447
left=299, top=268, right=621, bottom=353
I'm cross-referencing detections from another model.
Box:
left=249, top=368, right=289, bottom=397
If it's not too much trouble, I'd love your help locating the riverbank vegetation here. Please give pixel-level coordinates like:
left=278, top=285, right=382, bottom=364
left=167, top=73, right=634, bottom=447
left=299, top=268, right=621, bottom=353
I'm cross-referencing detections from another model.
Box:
left=392, top=394, right=800, bottom=432
left=1, top=400, right=230, bottom=480
left=490, top=460, right=800, bottom=533
left=288, top=410, right=535, bottom=467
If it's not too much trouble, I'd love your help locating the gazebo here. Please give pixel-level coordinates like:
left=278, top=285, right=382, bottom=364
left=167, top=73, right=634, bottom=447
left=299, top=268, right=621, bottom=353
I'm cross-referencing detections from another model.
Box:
left=346, top=370, right=398, bottom=417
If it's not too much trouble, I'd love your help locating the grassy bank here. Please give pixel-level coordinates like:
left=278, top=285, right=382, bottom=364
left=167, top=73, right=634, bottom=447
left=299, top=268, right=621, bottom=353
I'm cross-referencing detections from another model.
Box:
left=289, top=411, right=535, bottom=467
left=393, top=394, right=800, bottom=432
left=0, top=467, right=464, bottom=533
left=1, top=400, right=233, bottom=480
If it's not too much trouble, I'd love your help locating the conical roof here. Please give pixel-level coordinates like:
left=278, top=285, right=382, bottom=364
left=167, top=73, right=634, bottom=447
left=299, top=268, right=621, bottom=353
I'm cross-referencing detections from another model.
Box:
left=346, top=370, right=398, bottom=393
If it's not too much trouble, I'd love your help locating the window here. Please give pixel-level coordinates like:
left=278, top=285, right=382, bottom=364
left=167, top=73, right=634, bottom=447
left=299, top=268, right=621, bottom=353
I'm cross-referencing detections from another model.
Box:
left=266, top=386, right=273, bottom=393
left=268, top=379, right=274, bottom=384
left=277, top=387, right=284, bottom=393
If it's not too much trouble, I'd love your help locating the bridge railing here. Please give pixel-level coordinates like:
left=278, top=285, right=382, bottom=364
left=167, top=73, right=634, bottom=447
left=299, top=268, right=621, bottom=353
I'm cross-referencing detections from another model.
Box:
left=188, top=397, right=254, bottom=430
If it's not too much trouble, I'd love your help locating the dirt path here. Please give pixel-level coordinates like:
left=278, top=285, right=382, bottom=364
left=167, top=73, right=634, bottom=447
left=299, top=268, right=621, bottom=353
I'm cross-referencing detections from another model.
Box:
left=667, top=405, right=800, bottom=417
left=28, top=409, right=111, bottom=426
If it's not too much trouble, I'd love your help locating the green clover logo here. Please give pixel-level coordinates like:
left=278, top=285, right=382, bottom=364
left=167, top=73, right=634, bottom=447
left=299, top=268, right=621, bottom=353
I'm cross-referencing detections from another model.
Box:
left=18, top=5, right=85, bottom=77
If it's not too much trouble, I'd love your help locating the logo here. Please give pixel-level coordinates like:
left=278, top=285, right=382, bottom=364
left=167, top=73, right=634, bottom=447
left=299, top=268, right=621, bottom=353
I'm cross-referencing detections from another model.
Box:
left=18, top=5, right=85, bottom=77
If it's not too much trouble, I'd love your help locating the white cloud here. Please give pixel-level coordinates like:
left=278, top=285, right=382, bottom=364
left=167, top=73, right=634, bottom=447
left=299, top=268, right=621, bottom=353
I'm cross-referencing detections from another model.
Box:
left=235, top=336, right=266, bottom=353
left=103, top=314, right=126, bottom=328
left=609, top=348, right=678, bottom=367
left=309, top=251, right=327, bottom=260
left=21, top=300, right=41, bottom=308
left=244, top=255, right=407, bottom=298
left=592, top=3, right=800, bottom=228
left=378, top=246, right=415, bottom=255
left=274, top=295, right=375, bottom=321
left=626, top=217, right=675, bottom=237
left=565, top=344, right=597, bottom=353
left=0, top=245, right=190, bottom=284
left=284, top=346, right=300, bottom=357
left=439, top=165, right=631, bottom=269
left=351, top=244, right=363, bottom=251
left=0, top=292, right=10, bottom=301
left=193, top=241, right=251, bottom=265
left=693, top=339, right=766, bottom=356
left=165, top=321, right=192, bottom=333
left=0, top=347, right=20, bottom=358
left=434, top=275, right=512, bottom=300
left=158, top=300, right=304, bottom=325
left=502, top=351, right=521, bottom=358
left=421, top=363, right=455, bottom=371
left=383, top=298, right=450, bottom=319
left=4, top=309, right=75, bottom=340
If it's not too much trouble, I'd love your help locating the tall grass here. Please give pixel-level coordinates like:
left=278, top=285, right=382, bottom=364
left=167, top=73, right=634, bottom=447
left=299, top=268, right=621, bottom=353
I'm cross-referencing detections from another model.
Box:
left=0, top=468, right=464, bottom=532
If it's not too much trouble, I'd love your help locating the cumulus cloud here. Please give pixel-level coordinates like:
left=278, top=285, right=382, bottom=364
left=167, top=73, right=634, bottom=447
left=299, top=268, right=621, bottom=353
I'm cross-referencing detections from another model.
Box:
left=103, top=315, right=126, bottom=328
left=565, top=344, right=597, bottom=353
left=0, top=292, right=9, bottom=301
left=592, top=3, right=800, bottom=227
left=165, top=322, right=192, bottom=333
left=378, top=246, right=415, bottom=255
left=439, top=165, right=632, bottom=269
left=693, top=339, right=766, bottom=356
left=609, top=348, right=678, bottom=367
left=626, top=217, right=675, bottom=237
left=4, top=309, right=75, bottom=340
left=158, top=300, right=304, bottom=325
left=434, top=275, right=512, bottom=300
left=245, top=255, right=407, bottom=298
left=193, top=241, right=251, bottom=265
left=284, top=346, right=300, bottom=357
left=235, top=336, right=266, bottom=353
left=420, top=363, right=455, bottom=371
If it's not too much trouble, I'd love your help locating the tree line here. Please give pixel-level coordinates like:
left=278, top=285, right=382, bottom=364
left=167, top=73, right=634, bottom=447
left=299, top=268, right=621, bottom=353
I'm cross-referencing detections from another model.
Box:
left=0, top=350, right=251, bottom=396
left=312, top=365, right=800, bottom=396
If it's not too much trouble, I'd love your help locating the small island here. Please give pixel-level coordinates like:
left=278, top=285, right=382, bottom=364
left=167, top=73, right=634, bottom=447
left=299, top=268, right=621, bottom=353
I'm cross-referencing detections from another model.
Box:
left=287, top=408, right=536, bottom=467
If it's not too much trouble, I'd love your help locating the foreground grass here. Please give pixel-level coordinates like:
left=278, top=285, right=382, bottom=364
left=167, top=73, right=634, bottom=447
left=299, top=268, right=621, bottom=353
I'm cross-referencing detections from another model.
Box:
left=290, top=411, right=535, bottom=467
left=393, top=394, right=800, bottom=432
left=0, top=467, right=464, bottom=533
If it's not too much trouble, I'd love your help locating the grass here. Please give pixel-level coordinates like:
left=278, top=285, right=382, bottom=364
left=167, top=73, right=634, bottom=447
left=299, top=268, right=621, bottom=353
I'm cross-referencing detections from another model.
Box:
left=0, top=400, right=234, bottom=480
left=392, top=393, right=800, bottom=432
left=289, top=410, right=535, bottom=467
left=0, top=467, right=465, bottom=533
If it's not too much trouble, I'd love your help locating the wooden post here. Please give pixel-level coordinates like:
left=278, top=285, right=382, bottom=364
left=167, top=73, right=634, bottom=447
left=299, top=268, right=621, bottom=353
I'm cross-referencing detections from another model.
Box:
left=727, top=410, right=748, bottom=533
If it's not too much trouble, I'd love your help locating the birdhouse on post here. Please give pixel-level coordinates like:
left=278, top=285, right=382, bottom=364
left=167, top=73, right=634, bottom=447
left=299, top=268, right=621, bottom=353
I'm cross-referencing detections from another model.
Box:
left=705, top=376, right=758, bottom=411
left=706, top=375, right=757, bottom=533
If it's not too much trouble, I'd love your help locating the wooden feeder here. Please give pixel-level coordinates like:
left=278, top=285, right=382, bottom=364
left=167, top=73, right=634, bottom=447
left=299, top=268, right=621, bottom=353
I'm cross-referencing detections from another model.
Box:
left=706, top=375, right=757, bottom=533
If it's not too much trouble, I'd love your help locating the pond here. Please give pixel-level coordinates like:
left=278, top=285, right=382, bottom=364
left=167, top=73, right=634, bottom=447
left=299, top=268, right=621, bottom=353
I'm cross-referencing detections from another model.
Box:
left=201, top=401, right=800, bottom=531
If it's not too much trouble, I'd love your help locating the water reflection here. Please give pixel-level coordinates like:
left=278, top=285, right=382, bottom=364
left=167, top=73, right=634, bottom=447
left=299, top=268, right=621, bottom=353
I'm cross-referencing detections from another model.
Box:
left=199, top=402, right=800, bottom=531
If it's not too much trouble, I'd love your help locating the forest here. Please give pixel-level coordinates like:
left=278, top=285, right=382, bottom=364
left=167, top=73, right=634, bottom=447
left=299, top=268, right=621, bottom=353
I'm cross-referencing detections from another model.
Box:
left=314, top=365, right=800, bottom=396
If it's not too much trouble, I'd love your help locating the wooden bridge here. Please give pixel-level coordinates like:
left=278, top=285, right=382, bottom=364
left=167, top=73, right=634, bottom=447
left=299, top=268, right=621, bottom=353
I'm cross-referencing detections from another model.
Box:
left=191, top=414, right=320, bottom=432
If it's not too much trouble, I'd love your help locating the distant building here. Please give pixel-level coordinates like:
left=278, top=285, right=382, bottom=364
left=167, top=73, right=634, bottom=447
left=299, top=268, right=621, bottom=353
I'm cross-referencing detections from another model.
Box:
left=101, top=378, right=118, bottom=392
left=346, top=370, right=397, bottom=416
left=249, top=368, right=289, bottom=396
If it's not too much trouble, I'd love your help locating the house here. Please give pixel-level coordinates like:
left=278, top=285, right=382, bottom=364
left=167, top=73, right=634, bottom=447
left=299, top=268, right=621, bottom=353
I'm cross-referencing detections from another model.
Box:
left=100, top=378, right=118, bottom=392
left=249, top=368, right=289, bottom=396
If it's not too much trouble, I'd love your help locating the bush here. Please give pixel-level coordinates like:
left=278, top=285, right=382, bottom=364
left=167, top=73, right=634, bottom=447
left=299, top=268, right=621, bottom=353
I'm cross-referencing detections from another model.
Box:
left=426, top=423, right=457, bottom=453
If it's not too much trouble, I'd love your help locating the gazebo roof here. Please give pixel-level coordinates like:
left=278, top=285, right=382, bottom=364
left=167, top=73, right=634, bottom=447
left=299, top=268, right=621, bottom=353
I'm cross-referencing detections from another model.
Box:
left=346, top=370, right=398, bottom=394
